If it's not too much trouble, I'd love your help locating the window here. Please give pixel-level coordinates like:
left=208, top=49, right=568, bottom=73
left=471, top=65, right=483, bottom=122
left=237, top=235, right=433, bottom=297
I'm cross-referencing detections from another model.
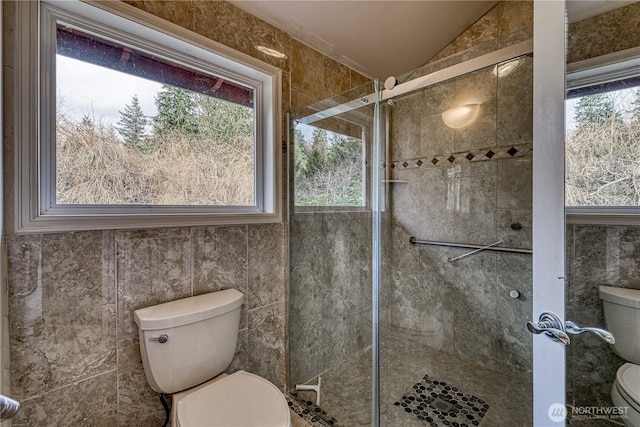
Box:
left=14, top=0, right=281, bottom=232
left=565, top=50, right=640, bottom=224
left=293, top=123, right=365, bottom=207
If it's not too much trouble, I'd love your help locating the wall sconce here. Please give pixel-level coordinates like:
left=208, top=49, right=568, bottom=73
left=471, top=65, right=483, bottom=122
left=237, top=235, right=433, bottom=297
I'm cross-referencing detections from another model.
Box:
left=493, top=58, right=523, bottom=78
left=441, top=104, right=481, bottom=129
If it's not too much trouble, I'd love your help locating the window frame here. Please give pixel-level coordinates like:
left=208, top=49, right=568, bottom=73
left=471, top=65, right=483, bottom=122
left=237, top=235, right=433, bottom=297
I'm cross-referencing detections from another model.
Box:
left=14, top=0, right=282, bottom=233
left=565, top=47, right=640, bottom=226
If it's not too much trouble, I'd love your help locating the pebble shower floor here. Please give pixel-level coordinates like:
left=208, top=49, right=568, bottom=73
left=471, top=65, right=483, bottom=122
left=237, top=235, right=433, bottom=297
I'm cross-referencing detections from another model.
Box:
left=394, top=373, right=489, bottom=427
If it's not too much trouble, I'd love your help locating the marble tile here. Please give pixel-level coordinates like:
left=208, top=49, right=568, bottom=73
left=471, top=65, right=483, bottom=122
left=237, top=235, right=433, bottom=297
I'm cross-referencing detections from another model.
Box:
left=420, top=112, right=454, bottom=156
left=248, top=302, right=286, bottom=389
left=497, top=252, right=532, bottom=296
left=390, top=91, right=423, bottom=161
left=497, top=158, right=532, bottom=210
left=450, top=164, right=498, bottom=245
left=192, top=225, right=248, bottom=294
left=497, top=56, right=533, bottom=146
left=116, top=233, right=191, bottom=373
left=454, top=5, right=499, bottom=53
left=117, top=367, right=165, bottom=427
left=453, top=67, right=497, bottom=118
left=571, top=334, right=622, bottom=409
left=453, top=113, right=497, bottom=153
left=496, top=209, right=532, bottom=249
left=226, top=327, right=248, bottom=375
left=131, top=1, right=193, bottom=29
left=8, top=232, right=116, bottom=400
left=247, top=224, right=285, bottom=309
left=291, top=40, right=325, bottom=100
left=496, top=283, right=533, bottom=377
left=452, top=252, right=498, bottom=332
left=498, top=0, right=533, bottom=38
left=12, top=370, right=117, bottom=427
left=568, top=2, right=640, bottom=63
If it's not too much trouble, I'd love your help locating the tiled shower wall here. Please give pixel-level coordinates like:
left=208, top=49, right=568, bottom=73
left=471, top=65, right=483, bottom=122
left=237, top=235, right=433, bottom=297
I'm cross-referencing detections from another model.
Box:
left=2, top=1, right=369, bottom=425
left=565, top=3, right=640, bottom=419
left=384, top=2, right=534, bottom=379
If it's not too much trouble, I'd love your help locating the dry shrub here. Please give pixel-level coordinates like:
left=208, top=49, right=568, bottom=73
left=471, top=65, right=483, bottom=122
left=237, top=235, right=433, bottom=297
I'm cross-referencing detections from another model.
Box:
left=566, top=118, right=640, bottom=206
left=56, top=114, right=254, bottom=206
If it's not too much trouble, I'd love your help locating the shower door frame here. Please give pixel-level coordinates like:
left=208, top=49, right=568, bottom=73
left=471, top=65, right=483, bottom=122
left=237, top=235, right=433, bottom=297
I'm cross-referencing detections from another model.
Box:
left=531, top=0, right=567, bottom=425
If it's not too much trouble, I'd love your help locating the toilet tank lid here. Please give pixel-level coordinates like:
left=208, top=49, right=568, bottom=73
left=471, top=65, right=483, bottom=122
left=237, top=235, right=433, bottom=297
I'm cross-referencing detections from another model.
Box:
left=599, top=285, right=640, bottom=309
left=134, top=289, right=244, bottom=330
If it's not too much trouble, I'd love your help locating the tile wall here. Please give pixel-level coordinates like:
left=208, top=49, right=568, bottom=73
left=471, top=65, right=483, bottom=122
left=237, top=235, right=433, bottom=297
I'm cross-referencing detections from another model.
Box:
left=2, top=1, right=369, bottom=425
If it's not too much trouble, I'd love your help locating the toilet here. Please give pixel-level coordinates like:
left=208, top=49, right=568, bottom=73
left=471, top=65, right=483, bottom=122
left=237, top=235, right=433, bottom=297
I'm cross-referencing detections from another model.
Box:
left=134, top=289, right=291, bottom=427
left=599, top=285, right=640, bottom=427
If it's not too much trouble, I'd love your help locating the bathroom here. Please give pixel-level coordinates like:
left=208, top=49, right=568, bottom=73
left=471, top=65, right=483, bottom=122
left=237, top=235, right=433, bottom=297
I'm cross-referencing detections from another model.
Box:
left=1, top=1, right=640, bottom=426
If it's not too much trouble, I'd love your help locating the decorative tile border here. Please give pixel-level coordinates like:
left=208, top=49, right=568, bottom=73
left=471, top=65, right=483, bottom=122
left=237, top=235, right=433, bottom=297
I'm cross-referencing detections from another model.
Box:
left=286, top=392, right=340, bottom=427
left=390, top=142, right=533, bottom=170
left=394, top=373, right=489, bottom=427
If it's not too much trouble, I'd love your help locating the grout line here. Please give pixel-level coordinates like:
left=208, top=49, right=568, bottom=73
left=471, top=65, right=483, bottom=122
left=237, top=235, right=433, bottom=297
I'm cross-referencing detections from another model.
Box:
left=112, top=230, right=120, bottom=414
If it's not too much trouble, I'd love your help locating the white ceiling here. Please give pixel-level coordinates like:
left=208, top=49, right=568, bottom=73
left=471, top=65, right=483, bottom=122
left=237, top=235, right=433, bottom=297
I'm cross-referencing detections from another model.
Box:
left=230, top=1, right=637, bottom=79
left=230, top=1, right=497, bottom=78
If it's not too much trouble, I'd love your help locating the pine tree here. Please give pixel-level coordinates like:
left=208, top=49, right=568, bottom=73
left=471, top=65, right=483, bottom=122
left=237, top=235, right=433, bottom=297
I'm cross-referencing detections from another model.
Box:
left=574, top=93, right=615, bottom=127
left=153, top=85, right=199, bottom=136
left=116, top=95, right=147, bottom=147
left=305, top=128, right=330, bottom=176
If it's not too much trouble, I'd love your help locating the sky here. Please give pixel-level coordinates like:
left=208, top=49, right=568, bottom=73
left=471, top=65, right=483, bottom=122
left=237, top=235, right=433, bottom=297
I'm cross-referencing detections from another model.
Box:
left=57, top=55, right=163, bottom=125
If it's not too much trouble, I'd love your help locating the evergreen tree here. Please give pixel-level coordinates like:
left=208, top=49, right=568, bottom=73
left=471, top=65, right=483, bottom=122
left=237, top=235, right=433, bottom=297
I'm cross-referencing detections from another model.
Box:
left=305, top=128, right=330, bottom=176
left=116, top=95, right=147, bottom=147
left=153, top=85, right=199, bottom=136
left=293, top=129, right=309, bottom=175
left=574, top=93, right=615, bottom=127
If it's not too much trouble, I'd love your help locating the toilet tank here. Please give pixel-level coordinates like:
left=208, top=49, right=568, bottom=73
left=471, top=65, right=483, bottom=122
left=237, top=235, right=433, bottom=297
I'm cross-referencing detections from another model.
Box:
left=134, top=289, right=243, bottom=394
left=599, top=285, right=640, bottom=365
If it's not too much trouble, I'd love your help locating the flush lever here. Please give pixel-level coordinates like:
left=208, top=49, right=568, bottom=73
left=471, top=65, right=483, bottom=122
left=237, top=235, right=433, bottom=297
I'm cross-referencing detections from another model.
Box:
left=527, top=312, right=571, bottom=345
left=565, top=321, right=615, bottom=344
left=149, top=334, right=169, bottom=344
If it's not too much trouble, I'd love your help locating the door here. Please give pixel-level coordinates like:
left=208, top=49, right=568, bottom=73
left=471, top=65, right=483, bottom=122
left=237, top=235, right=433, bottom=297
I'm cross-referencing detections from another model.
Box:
left=532, top=1, right=567, bottom=425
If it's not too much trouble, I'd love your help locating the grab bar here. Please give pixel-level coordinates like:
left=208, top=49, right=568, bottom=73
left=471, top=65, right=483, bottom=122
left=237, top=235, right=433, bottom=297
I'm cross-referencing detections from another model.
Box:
left=409, top=237, right=532, bottom=260
left=448, top=240, right=504, bottom=262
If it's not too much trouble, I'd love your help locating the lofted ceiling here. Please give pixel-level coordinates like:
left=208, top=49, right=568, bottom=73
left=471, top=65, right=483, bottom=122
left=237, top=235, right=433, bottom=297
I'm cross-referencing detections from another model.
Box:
left=229, top=1, right=637, bottom=80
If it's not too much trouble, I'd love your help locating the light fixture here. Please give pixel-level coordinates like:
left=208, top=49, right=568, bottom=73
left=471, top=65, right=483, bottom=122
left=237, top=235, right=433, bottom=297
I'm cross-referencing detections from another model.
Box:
left=441, top=104, right=481, bottom=129
left=255, top=45, right=287, bottom=59
left=493, top=58, right=523, bottom=78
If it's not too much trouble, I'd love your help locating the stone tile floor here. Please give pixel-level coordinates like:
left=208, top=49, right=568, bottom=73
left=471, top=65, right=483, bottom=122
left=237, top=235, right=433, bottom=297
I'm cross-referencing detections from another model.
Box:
left=295, top=331, right=532, bottom=427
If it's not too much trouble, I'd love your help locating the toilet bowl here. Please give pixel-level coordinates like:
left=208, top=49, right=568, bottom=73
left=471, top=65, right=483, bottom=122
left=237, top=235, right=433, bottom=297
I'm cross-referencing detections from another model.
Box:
left=173, top=371, right=290, bottom=427
left=134, top=289, right=291, bottom=427
left=599, top=285, right=640, bottom=427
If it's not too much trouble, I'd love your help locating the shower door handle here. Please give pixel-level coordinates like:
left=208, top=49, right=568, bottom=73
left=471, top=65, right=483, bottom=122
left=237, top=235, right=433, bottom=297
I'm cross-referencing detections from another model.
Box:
left=526, top=311, right=571, bottom=345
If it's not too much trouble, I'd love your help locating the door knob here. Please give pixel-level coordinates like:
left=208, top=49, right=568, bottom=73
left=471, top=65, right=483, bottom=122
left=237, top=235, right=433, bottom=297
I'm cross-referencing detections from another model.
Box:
left=0, top=394, right=20, bottom=420
left=527, top=312, right=571, bottom=345
left=565, top=321, right=615, bottom=344
left=527, top=312, right=616, bottom=346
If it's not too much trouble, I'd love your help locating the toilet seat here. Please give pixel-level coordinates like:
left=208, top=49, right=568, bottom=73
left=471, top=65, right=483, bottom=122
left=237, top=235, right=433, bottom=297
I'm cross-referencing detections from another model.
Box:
left=616, top=363, right=640, bottom=410
left=176, top=371, right=291, bottom=427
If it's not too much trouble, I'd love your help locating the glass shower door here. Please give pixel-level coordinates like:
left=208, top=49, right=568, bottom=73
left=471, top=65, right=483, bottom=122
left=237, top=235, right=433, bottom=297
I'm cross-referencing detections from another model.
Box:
left=377, top=30, right=536, bottom=427
left=288, top=82, right=377, bottom=426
